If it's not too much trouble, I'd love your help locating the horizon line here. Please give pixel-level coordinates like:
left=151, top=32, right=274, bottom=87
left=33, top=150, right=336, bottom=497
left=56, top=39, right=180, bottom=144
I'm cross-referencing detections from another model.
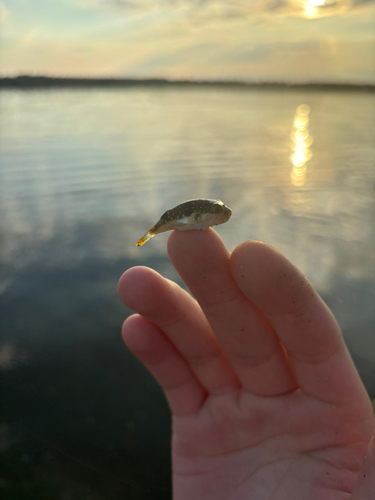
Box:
left=0, top=74, right=374, bottom=91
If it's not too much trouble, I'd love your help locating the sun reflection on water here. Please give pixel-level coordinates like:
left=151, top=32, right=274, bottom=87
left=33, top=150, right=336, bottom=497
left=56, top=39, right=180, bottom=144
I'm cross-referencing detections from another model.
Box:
left=290, top=104, right=313, bottom=187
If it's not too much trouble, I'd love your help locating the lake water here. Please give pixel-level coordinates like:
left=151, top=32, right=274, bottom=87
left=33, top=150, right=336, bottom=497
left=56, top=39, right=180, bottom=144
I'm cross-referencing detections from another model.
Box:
left=1, top=87, right=375, bottom=498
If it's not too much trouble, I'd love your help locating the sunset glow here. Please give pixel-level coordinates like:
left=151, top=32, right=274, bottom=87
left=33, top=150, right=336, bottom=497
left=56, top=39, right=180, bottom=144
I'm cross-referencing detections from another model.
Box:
left=0, top=0, right=374, bottom=83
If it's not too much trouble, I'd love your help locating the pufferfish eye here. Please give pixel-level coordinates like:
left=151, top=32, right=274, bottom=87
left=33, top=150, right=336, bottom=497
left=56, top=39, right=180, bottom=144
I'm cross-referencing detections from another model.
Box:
left=213, top=205, right=222, bottom=214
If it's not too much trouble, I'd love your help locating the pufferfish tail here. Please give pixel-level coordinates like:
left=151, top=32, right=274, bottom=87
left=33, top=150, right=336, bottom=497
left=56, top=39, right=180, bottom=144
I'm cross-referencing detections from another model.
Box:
left=136, top=231, right=154, bottom=247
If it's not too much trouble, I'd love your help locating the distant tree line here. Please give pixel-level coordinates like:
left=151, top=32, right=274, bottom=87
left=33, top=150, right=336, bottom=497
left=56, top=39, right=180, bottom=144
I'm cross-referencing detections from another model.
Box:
left=0, top=75, right=374, bottom=91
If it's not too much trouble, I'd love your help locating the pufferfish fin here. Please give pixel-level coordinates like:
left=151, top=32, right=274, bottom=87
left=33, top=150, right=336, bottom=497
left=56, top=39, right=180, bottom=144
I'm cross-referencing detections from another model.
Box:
left=136, top=231, right=154, bottom=247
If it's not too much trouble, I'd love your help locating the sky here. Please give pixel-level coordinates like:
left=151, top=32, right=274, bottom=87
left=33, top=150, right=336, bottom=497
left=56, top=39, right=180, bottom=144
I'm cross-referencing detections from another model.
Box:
left=0, top=0, right=374, bottom=83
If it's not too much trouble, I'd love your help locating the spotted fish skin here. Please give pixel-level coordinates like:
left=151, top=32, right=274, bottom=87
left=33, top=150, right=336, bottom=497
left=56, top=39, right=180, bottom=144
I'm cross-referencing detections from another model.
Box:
left=136, top=199, right=232, bottom=246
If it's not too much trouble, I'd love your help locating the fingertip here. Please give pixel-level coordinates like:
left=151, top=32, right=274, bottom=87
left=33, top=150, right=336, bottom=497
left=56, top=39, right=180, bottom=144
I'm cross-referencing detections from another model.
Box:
left=230, top=239, right=276, bottom=297
left=118, top=266, right=161, bottom=308
left=167, top=228, right=226, bottom=268
left=118, top=265, right=156, bottom=291
left=121, top=313, right=142, bottom=345
left=230, top=239, right=280, bottom=272
left=118, top=266, right=143, bottom=297
left=122, top=314, right=165, bottom=362
left=230, top=239, right=310, bottom=315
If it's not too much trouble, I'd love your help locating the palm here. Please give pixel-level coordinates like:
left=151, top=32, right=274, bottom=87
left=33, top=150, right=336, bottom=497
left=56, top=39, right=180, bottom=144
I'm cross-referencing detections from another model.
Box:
left=172, top=389, right=370, bottom=499
left=118, top=229, right=374, bottom=500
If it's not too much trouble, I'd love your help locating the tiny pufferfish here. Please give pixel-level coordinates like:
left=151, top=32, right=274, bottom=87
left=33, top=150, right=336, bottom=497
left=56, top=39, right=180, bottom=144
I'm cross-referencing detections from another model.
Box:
left=136, top=198, right=232, bottom=246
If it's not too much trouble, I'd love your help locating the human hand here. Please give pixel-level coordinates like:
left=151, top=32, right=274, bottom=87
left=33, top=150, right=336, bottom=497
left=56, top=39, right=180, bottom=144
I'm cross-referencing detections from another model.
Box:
left=118, top=229, right=375, bottom=500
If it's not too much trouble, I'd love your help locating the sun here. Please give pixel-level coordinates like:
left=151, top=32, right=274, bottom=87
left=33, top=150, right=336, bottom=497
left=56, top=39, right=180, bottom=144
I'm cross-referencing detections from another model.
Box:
left=304, top=0, right=324, bottom=17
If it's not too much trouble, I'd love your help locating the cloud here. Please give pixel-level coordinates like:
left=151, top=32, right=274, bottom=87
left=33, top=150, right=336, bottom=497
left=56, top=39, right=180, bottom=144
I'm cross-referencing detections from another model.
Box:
left=119, top=36, right=374, bottom=83
left=87, top=0, right=375, bottom=19
left=2, top=0, right=373, bottom=82
left=19, top=29, right=39, bottom=47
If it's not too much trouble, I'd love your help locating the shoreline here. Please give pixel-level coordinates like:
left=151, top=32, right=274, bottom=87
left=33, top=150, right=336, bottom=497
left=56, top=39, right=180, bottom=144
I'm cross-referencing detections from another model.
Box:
left=1, top=75, right=374, bottom=92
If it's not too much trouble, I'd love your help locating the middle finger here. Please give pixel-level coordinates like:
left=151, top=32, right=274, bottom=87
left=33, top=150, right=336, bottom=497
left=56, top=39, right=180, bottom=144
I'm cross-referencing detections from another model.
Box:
left=167, top=229, right=297, bottom=396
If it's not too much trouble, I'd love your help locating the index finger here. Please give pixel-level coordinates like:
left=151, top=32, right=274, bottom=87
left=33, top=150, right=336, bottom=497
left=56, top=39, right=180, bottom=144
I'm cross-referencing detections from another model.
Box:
left=230, top=240, right=368, bottom=404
